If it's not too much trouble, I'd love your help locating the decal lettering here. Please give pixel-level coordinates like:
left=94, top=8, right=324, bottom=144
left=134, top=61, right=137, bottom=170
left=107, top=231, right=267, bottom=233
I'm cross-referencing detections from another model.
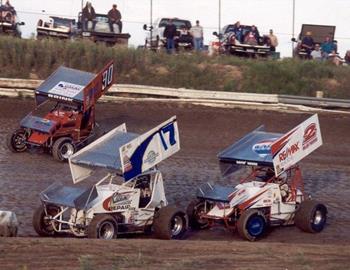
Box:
left=302, top=123, right=318, bottom=150
left=278, top=142, right=300, bottom=162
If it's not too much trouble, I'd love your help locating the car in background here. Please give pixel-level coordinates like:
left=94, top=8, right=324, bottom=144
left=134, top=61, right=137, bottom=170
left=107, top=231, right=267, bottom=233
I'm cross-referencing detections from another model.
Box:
left=143, top=17, right=193, bottom=51
left=212, top=24, right=273, bottom=58
left=37, top=16, right=76, bottom=40
left=292, top=24, right=337, bottom=59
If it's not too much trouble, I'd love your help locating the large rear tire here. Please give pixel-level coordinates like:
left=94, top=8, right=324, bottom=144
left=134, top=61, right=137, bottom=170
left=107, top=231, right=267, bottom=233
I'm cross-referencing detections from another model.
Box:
left=237, top=209, right=267, bottom=241
left=32, top=205, right=60, bottom=237
left=87, top=214, right=118, bottom=240
left=295, top=200, right=327, bottom=233
left=7, top=129, right=27, bottom=153
left=153, top=206, right=187, bottom=240
left=52, top=137, right=75, bottom=162
left=186, top=199, right=209, bottom=230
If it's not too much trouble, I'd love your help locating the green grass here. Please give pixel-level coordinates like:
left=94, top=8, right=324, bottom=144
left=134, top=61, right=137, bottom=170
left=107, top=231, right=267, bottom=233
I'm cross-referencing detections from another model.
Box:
left=0, top=36, right=349, bottom=98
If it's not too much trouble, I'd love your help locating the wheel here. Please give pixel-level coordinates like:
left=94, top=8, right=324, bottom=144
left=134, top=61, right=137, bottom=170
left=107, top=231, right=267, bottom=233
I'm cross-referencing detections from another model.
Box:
left=294, top=200, right=327, bottom=233
left=237, top=209, right=267, bottom=241
left=186, top=199, right=209, bottom=230
left=153, top=205, right=187, bottom=240
left=87, top=214, right=118, bottom=240
left=7, top=129, right=27, bottom=153
left=32, top=204, right=60, bottom=236
left=52, top=137, right=75, bottom=162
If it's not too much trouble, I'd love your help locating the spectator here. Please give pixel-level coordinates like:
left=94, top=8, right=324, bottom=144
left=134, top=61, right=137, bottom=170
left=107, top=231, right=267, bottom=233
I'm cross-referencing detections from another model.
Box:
left=233, top=21, right=243, bottom=43
left=268, top=29, right=278, bottom=51
left=311, top=44, right=322, bottom=60
left=163, top=19, right=177, bottom=54
left=301, top=31, right=314, bottom=58
left=244, top=31, right=258, bottom=45
left=82, top=1, right=96, bottom=31
left=251, top=25, right=260, bottom=41
left=107, top=4, right=122, bottom=33
left=190, top=20, right=203, bottom=51
left=328, top=50, right=344, bottom=66
left=344, top=50, right=350, bottom=65
left=321, top=36, right=335, bottom=59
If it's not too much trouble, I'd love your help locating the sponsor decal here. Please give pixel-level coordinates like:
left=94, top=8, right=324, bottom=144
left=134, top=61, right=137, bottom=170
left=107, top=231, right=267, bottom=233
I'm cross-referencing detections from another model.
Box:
left=103, top=193, right=132, bottom=211
left=278, top=142, right=300, bottom=162
left=122, top=155, right=133, bottom=172
left=302, top=123, right=318, bottom=150
left=236, top=160, right=258, bottom=166
left=252, top=140, right=276, bottom=157
left=144, top=150, right=159, bottom=165
left=49, top=81, right=84, bottom=99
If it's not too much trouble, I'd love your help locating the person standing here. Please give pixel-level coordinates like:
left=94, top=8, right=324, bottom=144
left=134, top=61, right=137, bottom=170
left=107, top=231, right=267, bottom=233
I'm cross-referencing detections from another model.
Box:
left=107, top=4, right=122, bottom=33
left=82, top=1, right=96, bottom=31
left=301, top=31, right=314, bottom=59
left=268, top=29, right=278, bottom=52
left=190, top=20, right=204, bottom=51
left=163, top=19, right=177, bottom=54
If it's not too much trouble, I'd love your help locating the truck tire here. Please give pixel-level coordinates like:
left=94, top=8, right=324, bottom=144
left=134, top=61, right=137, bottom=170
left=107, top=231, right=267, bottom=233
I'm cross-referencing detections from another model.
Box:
left=186, top=199, right=209, bottom=230
left=295, top=200, right=327, bottom=233
left=237, top=209, right=267, bottom=241
left=153, top=206, right=187, bottom=240
left=87, top=214, right=118, bottom=240
left=32, top=205, right=60, bottom=237
left=7, top=129, right=27, bottom=153
left=52, top=137, right=75, bottom=162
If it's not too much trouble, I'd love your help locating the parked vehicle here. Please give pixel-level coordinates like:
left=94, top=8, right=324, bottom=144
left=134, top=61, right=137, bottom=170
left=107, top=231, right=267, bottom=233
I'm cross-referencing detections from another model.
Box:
left=212, top=24, right=272, bottom=58
left=32, top=116, right=188, bottom=240
left=143, top=17, right=193, bottom=51
left=37, top=16, right=76, bottom=39
left=0, top=5, right=24, bottom=37
left=7, top=61, right=114, bottom=162
left=187, top=114, right=327, bottom=241
left=292, top=24, right=337, bottom=59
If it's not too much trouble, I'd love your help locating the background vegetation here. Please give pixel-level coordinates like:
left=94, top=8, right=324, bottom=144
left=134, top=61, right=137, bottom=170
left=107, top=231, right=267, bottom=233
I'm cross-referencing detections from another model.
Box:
left=0, top=36, right=349, bottom=98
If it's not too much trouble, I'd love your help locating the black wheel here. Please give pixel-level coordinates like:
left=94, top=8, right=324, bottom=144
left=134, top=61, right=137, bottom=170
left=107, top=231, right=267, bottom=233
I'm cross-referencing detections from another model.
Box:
left=87, top=214, right=118, bottom=240
left=7, top=129, right=28, bottom=153
left=32, top=204, right=60, bottom=237
left=52, top=137, right=75, bottom=162
left=295, top=200, right=327, bottom=233
left=237, top=209, right=267, bottom=241
left=153, top=206, right=187, bottom=240
left=186, top=199, right=209, bottom=230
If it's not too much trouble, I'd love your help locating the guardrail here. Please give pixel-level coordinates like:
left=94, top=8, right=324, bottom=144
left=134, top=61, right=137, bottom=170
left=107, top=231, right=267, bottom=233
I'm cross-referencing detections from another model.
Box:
left=0, top=78, right=349, bottom=109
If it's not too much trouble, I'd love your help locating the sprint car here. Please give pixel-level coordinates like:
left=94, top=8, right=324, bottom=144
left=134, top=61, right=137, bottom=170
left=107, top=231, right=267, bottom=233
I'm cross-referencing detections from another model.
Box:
left=7, top=61, right=114, bottom=161
left=187, top=114, right=327, bottom=241
left=33, top=116, right=188, bottom=240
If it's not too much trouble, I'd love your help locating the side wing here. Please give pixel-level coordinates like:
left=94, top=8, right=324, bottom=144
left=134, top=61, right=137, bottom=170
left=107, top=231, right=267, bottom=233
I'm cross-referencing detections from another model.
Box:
left=271, top=114, right=323, bottom=176
left=83, top=60, right=114, bottom=112
left=120, top=116, right=180, bottom=181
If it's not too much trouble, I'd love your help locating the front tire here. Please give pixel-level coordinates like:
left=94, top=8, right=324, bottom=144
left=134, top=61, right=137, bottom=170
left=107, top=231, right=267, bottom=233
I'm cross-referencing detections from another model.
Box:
left=237, top=209, right=267, bottom=241
left=32, top=204, right=60, bottom=237
left=52, top=137, right=75, bottom=162
left=295, top=200, right=327, bottom=233
left=87, top=214, right=118, bottom=240
left=186, top=199, right=209, bottom=230
left=153, top=206, right=187, bottom=240
left=7, top=129, right=27, bottom=153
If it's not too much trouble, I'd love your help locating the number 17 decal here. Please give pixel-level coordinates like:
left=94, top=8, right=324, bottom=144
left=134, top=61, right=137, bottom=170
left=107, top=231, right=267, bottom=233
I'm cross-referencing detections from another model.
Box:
left=159, top=122, right=176, bottom=151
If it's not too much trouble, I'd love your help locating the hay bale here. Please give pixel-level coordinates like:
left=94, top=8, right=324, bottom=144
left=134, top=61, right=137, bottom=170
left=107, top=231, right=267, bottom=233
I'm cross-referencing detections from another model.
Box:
left=0, top=211, right=18, bottom=237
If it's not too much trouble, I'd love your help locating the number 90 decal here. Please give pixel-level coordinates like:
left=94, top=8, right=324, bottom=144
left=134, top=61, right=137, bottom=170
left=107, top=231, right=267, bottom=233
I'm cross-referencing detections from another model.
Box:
left=102, top=64, right=114, bottom=91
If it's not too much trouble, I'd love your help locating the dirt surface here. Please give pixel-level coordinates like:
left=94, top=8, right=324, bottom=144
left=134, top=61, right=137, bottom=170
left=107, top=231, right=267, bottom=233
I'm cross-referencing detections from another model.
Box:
left=0, top=97, right=350, bottom=269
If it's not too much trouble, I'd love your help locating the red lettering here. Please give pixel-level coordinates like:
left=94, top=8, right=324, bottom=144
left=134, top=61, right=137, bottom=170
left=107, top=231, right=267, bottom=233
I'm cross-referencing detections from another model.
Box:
left=278, top=142, right=300, bottom=162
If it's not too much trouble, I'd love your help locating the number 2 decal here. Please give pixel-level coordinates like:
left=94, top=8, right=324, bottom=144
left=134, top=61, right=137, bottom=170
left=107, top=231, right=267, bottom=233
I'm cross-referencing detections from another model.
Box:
left=159, top=122, right=176, bottom=151
left=102, top=64, right=114, bottom=91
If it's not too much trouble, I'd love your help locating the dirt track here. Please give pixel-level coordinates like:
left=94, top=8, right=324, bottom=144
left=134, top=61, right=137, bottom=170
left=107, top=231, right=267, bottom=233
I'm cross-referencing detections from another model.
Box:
left=0, top=97, right=350, bottom=269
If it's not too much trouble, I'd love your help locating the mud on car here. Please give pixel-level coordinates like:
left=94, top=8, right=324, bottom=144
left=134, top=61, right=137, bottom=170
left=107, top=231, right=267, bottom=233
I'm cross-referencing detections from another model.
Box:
left=187, top=115, right=327, bottom=241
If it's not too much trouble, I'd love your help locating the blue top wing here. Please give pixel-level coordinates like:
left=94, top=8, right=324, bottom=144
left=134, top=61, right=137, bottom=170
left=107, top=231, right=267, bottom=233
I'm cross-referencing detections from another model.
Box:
left=218, top=126, right=282, bottom=176
left=35, top=66, right=95, bottom=105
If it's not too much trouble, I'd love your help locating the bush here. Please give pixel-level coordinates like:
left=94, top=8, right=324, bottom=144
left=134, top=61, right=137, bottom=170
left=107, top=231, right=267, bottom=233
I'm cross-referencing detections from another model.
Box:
left=0, top=36, right=349, bottom=98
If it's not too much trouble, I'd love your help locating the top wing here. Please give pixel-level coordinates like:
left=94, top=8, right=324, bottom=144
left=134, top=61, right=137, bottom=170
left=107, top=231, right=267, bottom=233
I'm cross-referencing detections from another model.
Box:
left=271, top=114, right=322, bottom=176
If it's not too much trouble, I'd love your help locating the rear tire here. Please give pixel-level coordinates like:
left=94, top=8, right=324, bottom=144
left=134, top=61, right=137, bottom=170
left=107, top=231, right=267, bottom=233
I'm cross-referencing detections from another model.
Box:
left=237, top=209, right=267, bottom=241
left=87, top=214, right=118, bottom=240
left=295, top=200, right=327, bottom=233
left=52, top=137, right=75, bottom=162
left=186, top=199, right=209, bottom=230
left=7, top=129, right=27, bottom=153
left=153, top=206, right=187, bottom=240
left=32, top=205, right=60, bottom=237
